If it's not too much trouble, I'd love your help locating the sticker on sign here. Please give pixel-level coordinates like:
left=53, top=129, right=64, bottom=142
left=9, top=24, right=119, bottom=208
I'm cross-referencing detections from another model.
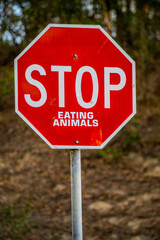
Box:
left=14, top=24, right=136, bottom=149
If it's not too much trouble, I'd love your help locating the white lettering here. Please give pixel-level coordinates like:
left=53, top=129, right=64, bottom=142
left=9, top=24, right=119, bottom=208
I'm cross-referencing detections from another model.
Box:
left=60, top=119, right=67, bottom=126
left=53, top=119, right=59, bottom=126
left=88, top=112, right=93, bottom=119
left=76, top=66, right=99, bottom=108
left=51, top=66, right=71, bottom=107
left=93, top=119, right=98, bottom=127
left=104, top=67, right=126, bottom=108
left=87, top=120, right=92, bottom=126
left=80, top=119, right=86, bottom=126
left=64, top=112, right=71, bottom=119
left=53, top=112, right=99, bottom=127
left=25, top=65, right=127, bottom=110
left=71, top=119, right=80, bottom=126
left=58, top=112, right=63, bottom=118
left=79, top=112, right=86, bottom=119
left=70, top=112, right=76, bottom=118
left=25, top=64, right=47, bottom=107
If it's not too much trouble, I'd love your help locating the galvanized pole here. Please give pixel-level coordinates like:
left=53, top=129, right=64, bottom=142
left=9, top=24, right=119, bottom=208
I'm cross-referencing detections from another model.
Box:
left=70, top=149, right=83, bottom=240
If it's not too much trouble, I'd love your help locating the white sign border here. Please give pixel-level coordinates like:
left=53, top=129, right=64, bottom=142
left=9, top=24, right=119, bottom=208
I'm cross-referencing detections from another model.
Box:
left=14, top=24, right=136, bottom=149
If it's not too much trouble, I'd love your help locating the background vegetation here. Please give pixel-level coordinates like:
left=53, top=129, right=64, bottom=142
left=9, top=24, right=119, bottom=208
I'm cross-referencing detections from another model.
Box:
left=0, top=0, right=160, bottom=106
left=0, top=0, right=160, bottom=239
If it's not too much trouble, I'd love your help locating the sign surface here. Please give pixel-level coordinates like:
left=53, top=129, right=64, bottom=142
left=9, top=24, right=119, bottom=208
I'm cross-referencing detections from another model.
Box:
left=15, top=24, right=136, bottom=149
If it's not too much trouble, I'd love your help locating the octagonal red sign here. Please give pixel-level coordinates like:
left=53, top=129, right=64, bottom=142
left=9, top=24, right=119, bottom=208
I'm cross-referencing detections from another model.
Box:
left=15, top=24, right=136, bottom=149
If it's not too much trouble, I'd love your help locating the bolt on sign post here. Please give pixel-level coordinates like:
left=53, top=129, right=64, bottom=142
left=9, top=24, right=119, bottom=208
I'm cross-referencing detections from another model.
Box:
left=14, top=24, right=136, bottom=240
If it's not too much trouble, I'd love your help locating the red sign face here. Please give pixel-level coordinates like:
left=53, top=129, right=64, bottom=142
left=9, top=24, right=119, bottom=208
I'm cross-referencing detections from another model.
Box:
left=15, top=24, right=136, bottom=149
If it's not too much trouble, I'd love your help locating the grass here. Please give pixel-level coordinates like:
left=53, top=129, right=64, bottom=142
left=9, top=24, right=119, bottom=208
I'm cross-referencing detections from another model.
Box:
left=0, top=202, right=33, bottom=239
left=123, top=127, right=141, bottom=148
left=97, top=147, right=124, bottom=159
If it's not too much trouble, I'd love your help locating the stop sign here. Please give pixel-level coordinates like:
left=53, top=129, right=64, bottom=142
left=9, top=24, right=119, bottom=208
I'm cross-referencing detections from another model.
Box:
left=15, top=24, right=136, bottom=149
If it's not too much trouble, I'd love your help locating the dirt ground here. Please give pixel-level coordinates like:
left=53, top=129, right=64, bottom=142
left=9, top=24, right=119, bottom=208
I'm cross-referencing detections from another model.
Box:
left=0, top=101, right=160, bottom=240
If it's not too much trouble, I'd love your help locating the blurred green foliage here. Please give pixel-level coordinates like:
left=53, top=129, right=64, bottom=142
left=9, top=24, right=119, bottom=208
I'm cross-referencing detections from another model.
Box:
left=123, top=128, right=141, bottom=147
left=0, top=67, right=14, bottom=95
left=0, top=202, right=32, bottom=239
left=0, top=0, right=159, bottom=104
left=0, top=66, right=14, bottom=109
left=0, top=0, right=159, bottom=61
left=97, top=147, right=124, bottom=159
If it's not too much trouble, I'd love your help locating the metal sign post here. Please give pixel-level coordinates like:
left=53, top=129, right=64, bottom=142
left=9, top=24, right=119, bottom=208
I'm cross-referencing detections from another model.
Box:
left=70, top=149, right=83, bottom=240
